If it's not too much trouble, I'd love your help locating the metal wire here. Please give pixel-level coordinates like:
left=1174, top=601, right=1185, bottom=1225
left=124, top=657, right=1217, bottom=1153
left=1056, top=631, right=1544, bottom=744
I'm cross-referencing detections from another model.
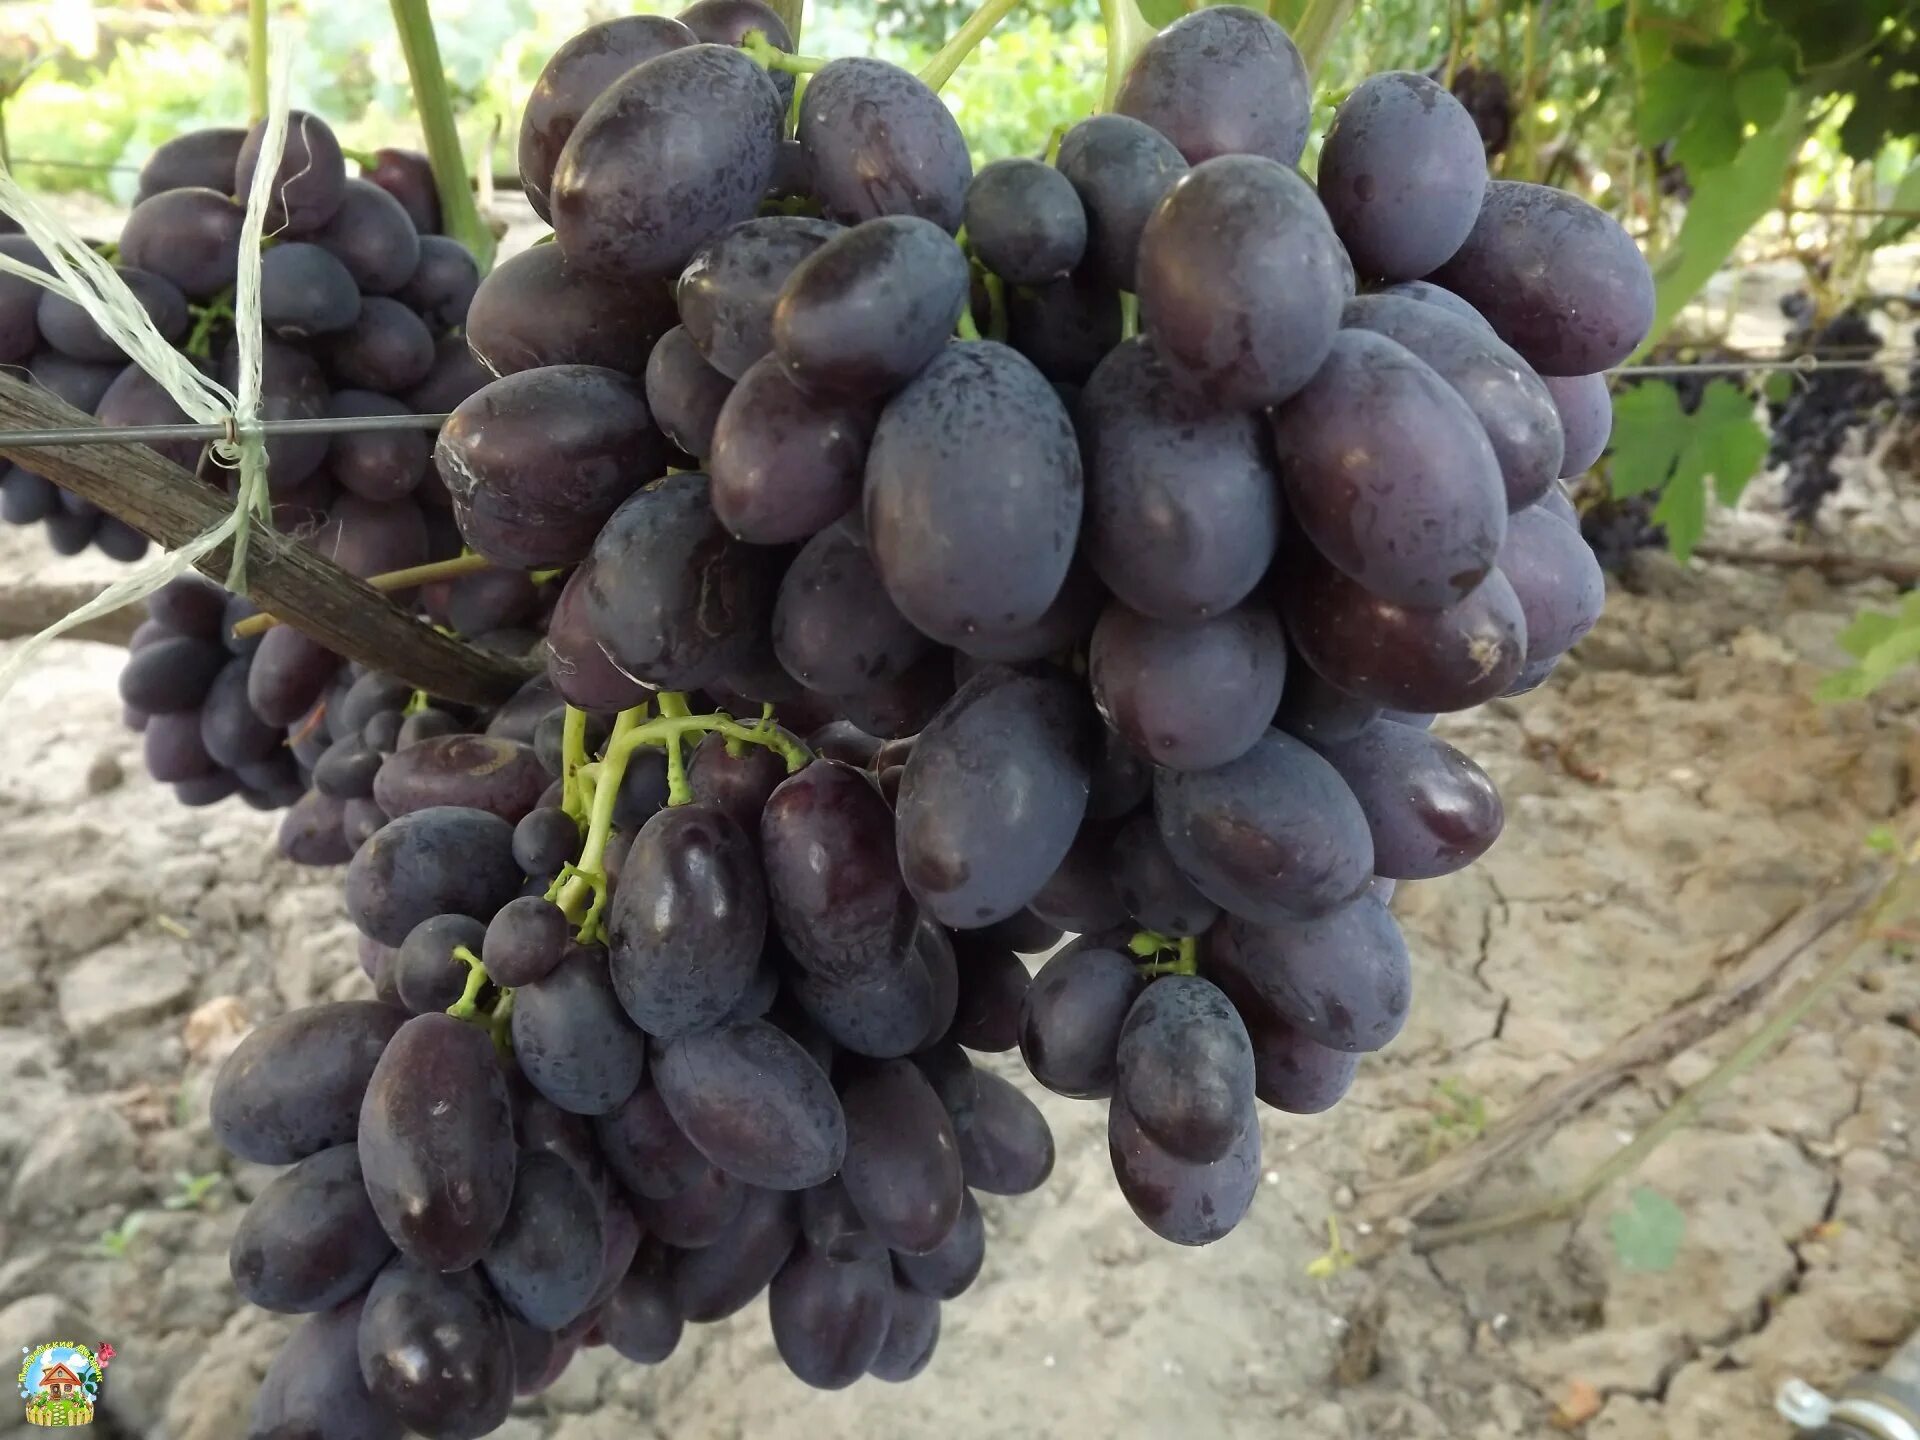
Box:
left=0, top=411, right=452, bottom=449
left=0, top=353, right=1914, bottom=453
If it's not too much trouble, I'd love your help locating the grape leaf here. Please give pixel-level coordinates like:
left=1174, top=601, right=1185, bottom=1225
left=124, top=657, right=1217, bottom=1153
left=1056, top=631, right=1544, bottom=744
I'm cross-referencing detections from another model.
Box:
left=1606, top=381, right=1766, bottom=562
left=1733, top=66, right=1791, bottom=128
left=1819, top=594, right=1920, bottom=700
left=1610, top=1185, right=1685, bottom=1273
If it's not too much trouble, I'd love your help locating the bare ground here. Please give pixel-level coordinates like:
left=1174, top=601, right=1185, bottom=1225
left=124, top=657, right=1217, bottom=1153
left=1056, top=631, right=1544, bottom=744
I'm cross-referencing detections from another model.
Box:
left=1, top=524, right=1918, bottom=1440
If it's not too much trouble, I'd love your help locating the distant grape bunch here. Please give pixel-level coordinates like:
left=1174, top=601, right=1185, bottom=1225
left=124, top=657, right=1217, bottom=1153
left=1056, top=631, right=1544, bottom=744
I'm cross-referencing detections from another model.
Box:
left=166, top=4, right=1646, bottom=1433
left=1768, top=294, right=1892, bottom=526
left=0, top=120, right=485, bottom=563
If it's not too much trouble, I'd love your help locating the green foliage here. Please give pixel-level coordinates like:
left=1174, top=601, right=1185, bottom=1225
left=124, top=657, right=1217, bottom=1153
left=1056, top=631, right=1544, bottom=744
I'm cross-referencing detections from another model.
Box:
left=162, top=1170, right=222, bottom=1212
left=1609, top=1184, right=1686, bottom=1272
left=1607, top=379, right=1769, bottom=561
left=1816, top=595, right=1920, bottom=701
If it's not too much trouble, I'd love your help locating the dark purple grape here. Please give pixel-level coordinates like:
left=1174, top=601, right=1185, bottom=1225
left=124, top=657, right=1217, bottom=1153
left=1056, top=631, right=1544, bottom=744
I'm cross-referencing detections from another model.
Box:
left=36, top=267, right=187, bottom=362
left=769, top=1242, right=893, bottom=1390
left=679, top=0, right=798, bottom=110
left=136, top=126, right=248, bottom=200
left=1278, top=548, right=1528, bottom=712
left=236, top=109, right=347, bottom=232
left=1273, top=328, right=1507, bottom=608
left=309, top=178, right=422, bottom=295
left=653, top=1020, right=846, bottom=1189
left=1546, top=372, right=1612, bottom=476
left=484, top=895, right=570, bottom=987
left=1079, top=336, right=1279, bottom=622
left=1087, top=721, right=1153, bottom=821
left=672, top=1186, right=799, bottom=1321
left=949, top=939, right=1029, bottom=1052
left=230, top=1143, right=393, bottom=1313
left=1054, top=114, right=1187, bottom=291
left=552, top=44, right=784, bottom=279
left=1004, top=268, right=1122, bottom=385
left=1112, top=814, right=1219, bottom=937
left=644, top=324, right=733, bottom=460
left=762, top=759, right=917, bottom=984
left=710, top=354, right=874, bottom=543
left=1138, top=154, right=1344, bottom=409
left=1114, top=975, right=1254, bottom=1163
left=210, top=1002, right=404, bottom=1166
left=323, top=390, right=430, bottom=501
left=1341, top=292, right=1563, bottom=513
left=396, top=233, right=479, bottom=333
left=118, top=187, right=245, bottom=300
left=1316, top=720, right=1503, bottom=879
left=593, top=1070, right=708, bottom=1202
left=1248, top=1014, right=1359, bottom=1113
left=118, top=634, right=226, bottom=713
left=602, top=1239, right=683, bottom=1363
left=313, top=733, right=382, bottom=799
left=346, top=804, right=523, bottom=945
left=407, top=333, right=495, bottom=412
left=358, top=1011, right=517, bottom=1268
left=683, top=730, right=789, bottom=834
left=481, top=1151, right=604, bottom=1330
left=1153, top=726, right=1373, bottom=923
left=964, top=156, right=1087, bottom=284
left=870, top=1282, right=940, bottom=1381
left=1206, top=894, right=1412, bottom=1051
left=394, top=913, right=483, bottom=1014
left=1019, top=942, right=1141, bottom=1098
left=865, top=341, right=1082, bottom=647
left=513, top=942, right=649, bottom=1115
left=797, top=57, right=970, bottom=231
left=790, top=917, right=956, bottom=1058
left=1434, top=180, right=1655, bottom=376
left=322, top=294, right=435, bottom=393
left=801, top=1177, right=880, bottom=1262
left=680, top=215, right=840, bottom=380
left=773, top=525, right=929, bottom=695
left=608, top=803, right=767, bottom=1038
left=518, top=15, right=699, bottom=219
left=249, top=1296, right=403, bottom=1440
left=1116, top=4, right=1310, bottom=165
left=436, top=363, right=667, bottom=568
left=583, top=471, right=782, bottom=688
left=545, top=566, right=652, bottom=712
left=372, top=734, right=549, bottom=823
left=771, top=216, right=967, bottom=400
left=363, top=146, right=441, bottom=233
left=1089, top=600, right=1286, bottom=772
left=142, top=710, right=217, bottom=782
left=836, top=1057, right=964, bottom=1255
left=1318, top=71, right=1488, bottom=281
left=278, top=790, right=356, bottom=866
left=948, top=1069, right=1054, bottom=1195
left=1027, top=821, right=1129, bottom=933
left=1499, top=502, right=1606, bottom=664
left=466, top=242, right=676, bottom=378
left=893, top=1188, right=984, bottom=1299
left=896, top=667, right=1090, bottom=929
left=356, top=1258, right=513, bottom=1439
left=1108, top=1095, right=1258, bottom=1245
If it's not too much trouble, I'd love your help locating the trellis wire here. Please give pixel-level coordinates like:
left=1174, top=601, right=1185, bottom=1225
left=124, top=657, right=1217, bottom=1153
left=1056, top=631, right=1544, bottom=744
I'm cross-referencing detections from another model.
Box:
left=0, top=353, right=1914, bottom=454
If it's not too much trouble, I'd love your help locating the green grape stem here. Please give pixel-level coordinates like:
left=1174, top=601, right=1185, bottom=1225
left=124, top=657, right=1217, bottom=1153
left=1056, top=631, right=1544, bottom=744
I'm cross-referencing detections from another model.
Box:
left=919, top=0, right=1028, bottom=93
left=741, top=29, right=832, bottom=75
left=1097, top=0, right=1156, bottom=112
left=445, top=944, right=490, bottom=1019
left=551, top=696, right=811, bottom=935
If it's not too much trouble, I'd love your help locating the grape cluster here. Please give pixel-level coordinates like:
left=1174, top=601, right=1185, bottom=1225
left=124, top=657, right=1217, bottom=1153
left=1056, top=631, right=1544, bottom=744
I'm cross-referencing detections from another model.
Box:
left=187, top=3, right=1650, bottom=1429
left=0, top=121, right=486, bottom=561
left=1768, top=296, right=1891, bottom=526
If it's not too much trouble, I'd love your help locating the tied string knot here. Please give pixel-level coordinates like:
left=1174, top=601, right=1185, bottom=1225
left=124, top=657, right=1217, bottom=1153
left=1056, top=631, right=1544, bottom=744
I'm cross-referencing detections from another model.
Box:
left=0, top=33, right=297, bottom=699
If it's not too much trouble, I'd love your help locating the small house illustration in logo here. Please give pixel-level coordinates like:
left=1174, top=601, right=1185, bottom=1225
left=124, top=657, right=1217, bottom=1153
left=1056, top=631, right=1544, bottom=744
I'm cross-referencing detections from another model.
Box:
left=18, top=1340, right=108, bottom=1427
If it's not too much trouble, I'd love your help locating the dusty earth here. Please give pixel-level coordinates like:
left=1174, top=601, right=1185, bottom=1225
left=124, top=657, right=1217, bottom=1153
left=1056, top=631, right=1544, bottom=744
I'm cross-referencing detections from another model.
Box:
left=1, top=502, right=1919, bottom=1440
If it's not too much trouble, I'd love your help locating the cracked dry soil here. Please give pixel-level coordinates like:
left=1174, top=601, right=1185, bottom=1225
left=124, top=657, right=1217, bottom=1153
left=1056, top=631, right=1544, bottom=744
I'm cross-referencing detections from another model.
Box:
left=1, top=529, right=1918, bottom=1440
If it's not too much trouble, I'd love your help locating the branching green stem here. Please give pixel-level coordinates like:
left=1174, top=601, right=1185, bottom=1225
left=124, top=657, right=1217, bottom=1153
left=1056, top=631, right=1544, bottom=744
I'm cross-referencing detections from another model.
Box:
left=560, top=705, right=591, bottom=821
left=1119, top=292, right=1139, bottom=341
left=551, top=695, right=811, bottom=936
left=742, top=29, right=832, bottom=75
left=446, top=944, right=490, bottom=1019
left=955, top=304, right=982, bottom=341
left=1128, top=931, right=1198, bottom=976
left=919, top=0, right=1028, bottom=93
